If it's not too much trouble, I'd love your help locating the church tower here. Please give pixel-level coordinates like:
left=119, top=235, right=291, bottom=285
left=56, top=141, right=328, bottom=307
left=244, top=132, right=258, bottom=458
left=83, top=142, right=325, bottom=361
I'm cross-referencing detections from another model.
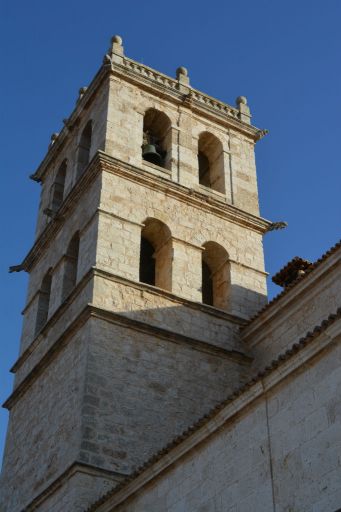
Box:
left=0, top=36, right=270, bottom=511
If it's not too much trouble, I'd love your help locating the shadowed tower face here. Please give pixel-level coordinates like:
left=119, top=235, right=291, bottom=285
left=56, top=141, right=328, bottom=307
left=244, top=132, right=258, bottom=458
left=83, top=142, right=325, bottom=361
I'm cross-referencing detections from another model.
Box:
left=0, top=35, right=269, bottom=512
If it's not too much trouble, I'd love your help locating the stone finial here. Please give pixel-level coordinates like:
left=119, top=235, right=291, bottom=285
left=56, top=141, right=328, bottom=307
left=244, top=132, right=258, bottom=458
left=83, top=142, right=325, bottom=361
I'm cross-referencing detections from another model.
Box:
left=236, top=96, right=247, bottom=105
left=176, top=66, right=190, bottom=93
left=111, top=35, right=123, bottom=45
left=176, top=66, right=188, bottom=78
left=48, top=133, right=59, bottom=149
left=109, top=34, right=124, bottom=64
left=236, top=95, right=251, bottom=124
left=78, top=87, right=88, bottom=101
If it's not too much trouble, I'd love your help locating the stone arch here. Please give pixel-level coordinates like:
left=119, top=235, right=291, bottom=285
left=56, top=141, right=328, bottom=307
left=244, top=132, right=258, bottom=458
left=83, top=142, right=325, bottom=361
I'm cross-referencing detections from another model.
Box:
left=198, top=132, right=225, bottom=193
left=142, top=108, right=172, bottom=169
left=76, top=120, right=92, bottom=178
left=50, top=159, right=67, bottom=212
left=35, top=268, right=53, bottom=335
left=140, top=218, right=172, bottom=291
left=62, top=232, right=80, bottom=300
left=201, top=241, right=230, bottom=310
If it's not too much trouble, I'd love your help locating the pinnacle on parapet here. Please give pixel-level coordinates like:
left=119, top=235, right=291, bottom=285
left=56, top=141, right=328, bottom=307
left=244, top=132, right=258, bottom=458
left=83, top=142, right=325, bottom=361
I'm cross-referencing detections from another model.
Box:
left=236, top=95, right=247, bottom=105
left=109, top=34, right=124, bottom=63
left=78, top=87, right=88, bottom=102
left=48, top=132, right=59, bottom=148
left=176, top=66, right=190, bottom=92
left=111, top=34, right=123, bottom=46
left=236, top=96, right=251, bottom=124
left=176, top=66, right=188, bottom=78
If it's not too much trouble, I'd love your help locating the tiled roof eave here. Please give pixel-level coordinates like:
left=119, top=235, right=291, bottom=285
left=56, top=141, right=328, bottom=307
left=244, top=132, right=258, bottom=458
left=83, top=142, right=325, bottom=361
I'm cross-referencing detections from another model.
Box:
left=244, top=239, right=341, bottom=328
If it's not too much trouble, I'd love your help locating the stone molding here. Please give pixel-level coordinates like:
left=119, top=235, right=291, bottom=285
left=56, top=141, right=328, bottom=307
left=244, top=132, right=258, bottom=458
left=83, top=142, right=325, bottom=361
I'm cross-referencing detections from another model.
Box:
left=92, top=267, right=247, bottom=325
left=30, top=55, right=267, bottom=183
left=12, top=268, right=94, bottom=374
left=170, top=236, right=204, bottom=251
left=5, top=267, right=251, bottom=410
left=20, top=155, right=101, bottom=272
left=86, top=311, right=341, bottom=512
left=17, top=151, right=272, bottom=273
left=99, top=152, right=272, bottom=233
left=23, top=462, right=123, bottom=512
left=14, top=264, right=247, bottom=375
left=90, top=304, right=250, bottom=364
left=119, top=58, right=241, bottom=121
left=110, top=60, right=266, bottom=139
left=97, top=208, right=144, bottom=227
left=31, top=66, right=108, bottom=182
left=229, top=258, right=269, bottom=277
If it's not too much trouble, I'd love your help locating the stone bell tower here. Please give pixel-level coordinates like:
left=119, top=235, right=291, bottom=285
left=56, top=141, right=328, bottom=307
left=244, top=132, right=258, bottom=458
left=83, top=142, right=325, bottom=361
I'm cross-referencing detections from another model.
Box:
left=0, top=36, right=270, bottom=511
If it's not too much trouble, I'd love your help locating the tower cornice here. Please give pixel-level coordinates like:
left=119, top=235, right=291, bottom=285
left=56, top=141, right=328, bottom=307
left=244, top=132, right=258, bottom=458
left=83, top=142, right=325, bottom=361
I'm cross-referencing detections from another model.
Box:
left=30, top=57, right=267, bottom=183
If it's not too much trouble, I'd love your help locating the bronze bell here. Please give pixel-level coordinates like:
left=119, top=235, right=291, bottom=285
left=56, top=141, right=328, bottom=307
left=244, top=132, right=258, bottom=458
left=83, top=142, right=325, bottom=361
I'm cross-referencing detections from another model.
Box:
left=142, top=144, right=162, bottom=166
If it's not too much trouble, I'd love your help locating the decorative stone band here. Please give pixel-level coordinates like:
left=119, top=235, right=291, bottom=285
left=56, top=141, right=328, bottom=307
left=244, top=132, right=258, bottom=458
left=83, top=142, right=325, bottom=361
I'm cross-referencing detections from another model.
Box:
left=5, top=266, right=250, bottom=409
left=85, top=308, right=341, bottom=512
left=121, top=57, right=240, bottom=120
left=99, top=152, right=272, bottom=233
left=21, top=462, right=124, bottom=512
left=13, top=151, right=272, bottom=274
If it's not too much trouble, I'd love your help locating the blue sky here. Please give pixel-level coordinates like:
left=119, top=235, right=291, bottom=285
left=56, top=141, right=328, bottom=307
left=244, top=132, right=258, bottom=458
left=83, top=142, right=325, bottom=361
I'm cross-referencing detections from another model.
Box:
left=1, top=0, right=340, bottom=464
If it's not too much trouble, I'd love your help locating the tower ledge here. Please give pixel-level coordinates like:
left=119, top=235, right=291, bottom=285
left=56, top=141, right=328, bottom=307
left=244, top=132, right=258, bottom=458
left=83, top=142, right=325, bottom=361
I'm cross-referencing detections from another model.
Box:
left=19, top=152, right=273, bottom=273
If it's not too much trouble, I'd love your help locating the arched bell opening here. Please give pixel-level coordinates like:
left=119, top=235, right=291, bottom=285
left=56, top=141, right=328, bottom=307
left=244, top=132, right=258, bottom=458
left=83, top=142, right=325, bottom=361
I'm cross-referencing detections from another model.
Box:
left=35, top=269, right=53, bottom=335
left=76, top=120, right=92, bottom=179
left=50, top=160, right=67, bottom=212
left=140, top=218, right=172, bottom=291
left=142, top=109, right=172, bottom=169
left=62, top=232, right=80, bottom=301
left=198, top=132, right=225, bottom=194
left=201, top=241, right=230, bottom=310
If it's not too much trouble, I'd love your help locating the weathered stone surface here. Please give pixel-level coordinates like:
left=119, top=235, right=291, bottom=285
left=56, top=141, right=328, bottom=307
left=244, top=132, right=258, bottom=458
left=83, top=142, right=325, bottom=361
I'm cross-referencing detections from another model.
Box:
left=2, top=36, right=339, bottom=512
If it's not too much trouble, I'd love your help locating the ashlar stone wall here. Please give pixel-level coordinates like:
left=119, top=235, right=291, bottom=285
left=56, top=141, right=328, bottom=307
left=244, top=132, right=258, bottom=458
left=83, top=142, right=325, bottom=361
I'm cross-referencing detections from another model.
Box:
left=0, top=326, right=89, bottom=512
left=111, top=333, right=341, bottom=512
left=20, top=174, right=101, bottom=355
left=96, top=168, right=267, bottom=319
left=104, top=75, right=260, bottom=216
left=78, top=316, right=250, bottom=477
left=1, top=45, right=270, bottom=512
left=35, top=81, right=109, bottom=239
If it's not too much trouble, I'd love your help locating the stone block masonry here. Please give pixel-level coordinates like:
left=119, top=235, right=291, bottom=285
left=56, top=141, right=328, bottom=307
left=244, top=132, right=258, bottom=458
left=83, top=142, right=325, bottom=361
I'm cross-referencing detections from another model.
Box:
left=1, top=34, right=274, bottom=512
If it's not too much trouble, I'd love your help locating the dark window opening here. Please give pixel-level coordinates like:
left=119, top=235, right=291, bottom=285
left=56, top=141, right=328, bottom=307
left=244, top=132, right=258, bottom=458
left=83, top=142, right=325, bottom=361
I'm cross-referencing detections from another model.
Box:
left=35, top=271, right=52, bottom=335
left=198, top=151, right=210, bottom=188
left=202, top=241, right=230, bottom=311
left=77, top=121, right=92, bottom=178
left=198, top=132, right=225, bottom=194
left=62, top=233, right=80, bottom=300
left=140, top=237, right=155, bottom=286
left=51, top=161, right=67, bottom=212
left=202, top=261, right=213, bottom=306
